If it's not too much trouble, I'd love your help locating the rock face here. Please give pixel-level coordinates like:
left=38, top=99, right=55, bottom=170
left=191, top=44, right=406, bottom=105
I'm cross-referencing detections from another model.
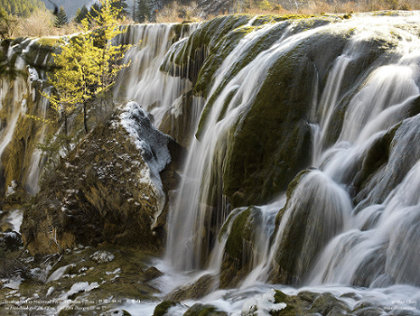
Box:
left=21, top=102, right=172, bottom=255
left=0, top=37, right=58, bottom=199
left=219, top=207, right=262, bottom=288
left=270, top=170, right=352, bottom=285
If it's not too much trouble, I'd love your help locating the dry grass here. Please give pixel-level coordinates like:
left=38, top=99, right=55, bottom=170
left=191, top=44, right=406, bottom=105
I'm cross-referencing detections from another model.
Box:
left=12, top=9, right=81, bottom=38
left=235, top=0, right=420, bottom=16
left=6, top=0, right=420, bottom=37
left=156, top=1, right=202, bottom=23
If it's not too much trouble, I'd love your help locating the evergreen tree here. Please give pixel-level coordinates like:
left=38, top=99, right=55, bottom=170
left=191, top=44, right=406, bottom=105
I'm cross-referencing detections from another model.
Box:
left=55, top=6, right=68, bottom=27
left=74, top=5, right=89, bottom=23
left=111, top=0, right=128, bottom=18
left=0, top=7, right=18, bottom=39
left=0, top=0, right=46, bottom=17
left=136, top=0, right=149, bottom=22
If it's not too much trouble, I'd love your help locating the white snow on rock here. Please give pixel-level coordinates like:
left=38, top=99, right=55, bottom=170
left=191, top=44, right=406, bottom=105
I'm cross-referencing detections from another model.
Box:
left=47, top=264, right=75, bottom=283
left=5, top=209, right=23, bottom=233
left=2, top=276, right=23, bottom=290
left=57, top=282, right=99, bottom=312
left=239, top=289, right=286, bottom=316
left=6, top=180, right=17, bottom=197
left=119, top=101, right=171, bottom=228
left=90, top=250, right=115, bottom=263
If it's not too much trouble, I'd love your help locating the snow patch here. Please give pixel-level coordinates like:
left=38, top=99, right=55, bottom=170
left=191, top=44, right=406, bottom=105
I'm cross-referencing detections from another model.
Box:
left=5, top=209, right=23, bottom=233
left=90, top=250, right=115, bottom=263
left=2, top=276, right=23, bottom=290
left=6, top=180, right=17, bottom=197
left=47, top=264, right=75, bottom=283
left=119, top=101, right=171, bottom=228
left=239, top=289, right=286, bottom=316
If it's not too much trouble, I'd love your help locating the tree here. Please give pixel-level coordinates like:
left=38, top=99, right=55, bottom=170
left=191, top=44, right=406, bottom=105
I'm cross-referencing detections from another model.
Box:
left=111, top=0, right=129, bottom=18
left=74, top=5, right=89, bottom=24
left=44, top=0, right=130, bottom=134
left=0, top=8, right=18, bottom=39
left=55, top=6, right=68, bottom=28
left=136, top=0, right=150, bottom=22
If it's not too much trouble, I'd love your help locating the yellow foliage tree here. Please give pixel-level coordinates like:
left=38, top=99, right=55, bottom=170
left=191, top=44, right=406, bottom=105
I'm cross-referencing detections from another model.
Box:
left=44, top=0, right=130, bottom=134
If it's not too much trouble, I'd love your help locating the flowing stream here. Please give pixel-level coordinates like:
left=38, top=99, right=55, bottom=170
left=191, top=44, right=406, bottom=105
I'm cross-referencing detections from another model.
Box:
left=109, top=12, right=420, bottom=315
left=1, top=12, right=419, bottom=315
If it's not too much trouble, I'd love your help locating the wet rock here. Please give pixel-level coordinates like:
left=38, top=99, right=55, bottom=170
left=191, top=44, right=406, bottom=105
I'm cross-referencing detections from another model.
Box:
left=183, top=303, right=227, bottom=316
left=90, top=250, right=115, bottom=264
left=271, top=170, right=351, bottom=285
left=143, top=266, right=163, bottom=282
left=219, top=207, right=262, bottom=288
left=272, top=290, right=351, bottom=316
left=165, top=274, right=217, bottom=301
left=21, top=103, right=173, bottom=255
left=153, top=300, right=179, bottom=316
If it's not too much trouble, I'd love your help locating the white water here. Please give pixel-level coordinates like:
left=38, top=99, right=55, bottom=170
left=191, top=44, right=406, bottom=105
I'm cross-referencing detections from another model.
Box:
left=25, top=93, right=49, bottom=194
left=1, top=12, right=420, bottom=316
left=114, top=23, right=198, bottom=127
left=1, top=38, right=53, bottom=195
left=157, top=12, right=420, bottom=315
left=0, top=79, right=27, bottom=159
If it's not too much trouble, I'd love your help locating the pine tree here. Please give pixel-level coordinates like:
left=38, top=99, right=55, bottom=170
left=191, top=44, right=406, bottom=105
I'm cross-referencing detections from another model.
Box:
left=136, top=0, right=149, bottom=22
left=111, top=0, right=129, bottom=18
left=74, top=5, right=89, bottom=24
left=0, top=7, right=18, bottom=39
left=55, top=6, right=68, bottom=28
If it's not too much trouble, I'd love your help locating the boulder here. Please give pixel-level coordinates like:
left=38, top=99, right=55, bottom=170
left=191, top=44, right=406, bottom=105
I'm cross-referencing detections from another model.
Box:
left=21, top=102, right=172, bottom=255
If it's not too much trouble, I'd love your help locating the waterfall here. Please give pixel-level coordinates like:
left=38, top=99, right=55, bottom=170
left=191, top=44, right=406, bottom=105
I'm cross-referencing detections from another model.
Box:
left=114, top=23, right=199, bottom=129
left=158, top=12, right=420, bottom=297
left=1, top=11, right=420, bottom=314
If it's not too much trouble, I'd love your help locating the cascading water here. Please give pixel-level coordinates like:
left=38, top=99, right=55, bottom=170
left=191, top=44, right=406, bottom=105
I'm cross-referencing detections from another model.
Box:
left=154, top=11, right=420, bottom=314
left=1, top=11, right=420, bottom=315
left=114, top=23, right=199, bottom=128
left=0, top=38, right=54, bottom=195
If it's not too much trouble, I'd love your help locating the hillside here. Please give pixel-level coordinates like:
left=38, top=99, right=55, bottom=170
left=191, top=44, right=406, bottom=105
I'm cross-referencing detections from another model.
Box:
left=0, top=0, right=45, bottom=16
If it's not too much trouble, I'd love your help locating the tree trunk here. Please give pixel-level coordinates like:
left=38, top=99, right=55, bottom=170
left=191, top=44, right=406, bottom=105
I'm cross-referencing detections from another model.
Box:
left=64, top=111, right=68, bottom=136
left=83, top=103, right=88, bottom=133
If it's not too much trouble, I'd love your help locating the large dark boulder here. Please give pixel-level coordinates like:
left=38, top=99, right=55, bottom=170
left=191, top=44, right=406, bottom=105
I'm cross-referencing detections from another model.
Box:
left=21, top=102, right=172, bottom=255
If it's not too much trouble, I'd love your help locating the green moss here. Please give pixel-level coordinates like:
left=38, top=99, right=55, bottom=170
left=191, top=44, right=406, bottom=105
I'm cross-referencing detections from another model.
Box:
left=153, top=300, right=178, bottom=316
left=161, top=15, right=251, bottom=82
left=37, top=37, right=60, bottom=47
left=219, top=207, right=262, bottom=287
left=183, top=303, right=227, bottom=316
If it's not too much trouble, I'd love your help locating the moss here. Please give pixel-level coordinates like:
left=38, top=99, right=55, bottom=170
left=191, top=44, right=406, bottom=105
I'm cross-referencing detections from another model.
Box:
left=165, top=274, right=217, bottom=301
left=37, top=37, right=60, bottom=47
left=183, top=303, right=227, bottom=316
left=219, top=207, right=262, bottom=288
left=153, top=300, right=178, bottom=316
left=161, top=15, right=251, bottom=82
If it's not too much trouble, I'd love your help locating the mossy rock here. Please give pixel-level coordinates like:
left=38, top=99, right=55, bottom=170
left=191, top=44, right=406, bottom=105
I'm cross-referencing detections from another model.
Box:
left=270, top=169, right=349, bottom=285
left=183, top=303, right=227, bottom=316
left=219, top=206, right=262, bottom=288
left=21, top=106, right=172, bottom=255
left=153, top=300, right=179, bottom=316
left=354, top=113, right=420, bottom=210
left=165, top=274, right=217, bottom=301
left=272, top=290, right=352, bottom=316
left=161, top=15, right=251, bottom=83
left=221, top=42, right=314, bottom=207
